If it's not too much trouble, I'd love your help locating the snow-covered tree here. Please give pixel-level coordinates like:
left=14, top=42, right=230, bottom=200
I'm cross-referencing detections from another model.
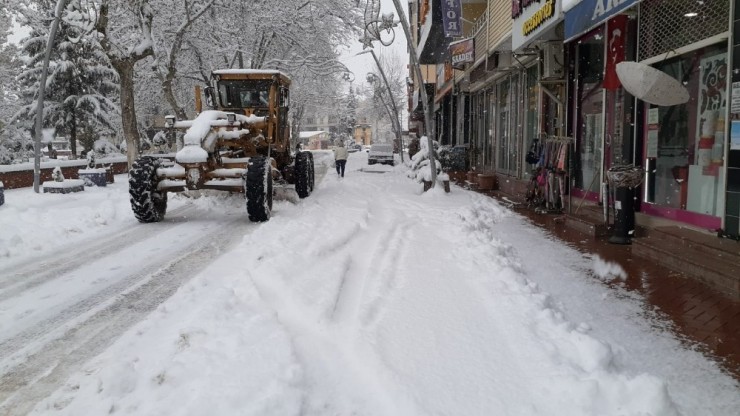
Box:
left=150, top=0, right=215, bottom=120
left=0, top=122, right=34, bottom=165
left=338, top=85, right=358, bottom=137
left=407, top=136, right=443, bottom=184
left=91, top=0, right=156, bottom=167
left=14, top=0, right=119, bottom=160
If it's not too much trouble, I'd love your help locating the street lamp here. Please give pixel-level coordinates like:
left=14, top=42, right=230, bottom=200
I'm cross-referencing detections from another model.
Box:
left=32, top=0, right=66, bottom=193
left=360, top=0, right=436, bottom=185
left=342, top=72, right=355, bottom=83
left=357, top=49, right=404, bottom=162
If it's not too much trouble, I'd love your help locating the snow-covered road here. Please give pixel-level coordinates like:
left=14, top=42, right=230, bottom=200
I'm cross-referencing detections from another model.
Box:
left=0, top=150, right=737, bottom=415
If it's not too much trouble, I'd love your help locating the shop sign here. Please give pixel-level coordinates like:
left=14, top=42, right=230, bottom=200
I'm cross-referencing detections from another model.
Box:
left=441, top=0, right=462, bottom=37
left=731, top=121, right=740, bottom=150
left=564, top=0, right=639, bottom=42
left=512, top=0, right=562, bottom=51
left=450, top=38, right=474, bottom=69
left=646, top=108, right=659, bottom=158
left=731, top=81, right=740, bottom=114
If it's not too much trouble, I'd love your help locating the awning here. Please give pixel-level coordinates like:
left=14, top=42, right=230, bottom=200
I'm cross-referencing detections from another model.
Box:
left=564, top=0, right=641, bottom=42
left=417, top=0, right=450, bottom=64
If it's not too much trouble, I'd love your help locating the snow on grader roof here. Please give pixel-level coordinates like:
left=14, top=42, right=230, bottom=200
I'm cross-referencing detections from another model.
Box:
left=212, top=69, right=291, bottom=82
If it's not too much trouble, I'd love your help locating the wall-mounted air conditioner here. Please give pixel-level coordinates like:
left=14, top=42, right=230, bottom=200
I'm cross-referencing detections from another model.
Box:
left=542, top=43, right=564, bottom=79
left=486, top=51, right=513, bottom=72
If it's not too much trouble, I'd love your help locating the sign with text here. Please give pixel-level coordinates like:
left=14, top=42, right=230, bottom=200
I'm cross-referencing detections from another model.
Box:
left=512, top=0, right=562, bottom=51
left=450, top=38, right=474, bottom=69
left=731, top=81, right=740, bottom=114
left=564, top=0, right=639, bottom=42
left=441, top=0, right=462, bottom=37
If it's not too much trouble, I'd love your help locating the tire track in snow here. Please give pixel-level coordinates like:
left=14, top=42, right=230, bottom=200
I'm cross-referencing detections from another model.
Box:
left=328, top=199, right=411, bottom=331
left=0, top=216, right=250, bottom=416
left=357, top=220, right=411, bottom=329
left=0, top=205, right=196, bottom=301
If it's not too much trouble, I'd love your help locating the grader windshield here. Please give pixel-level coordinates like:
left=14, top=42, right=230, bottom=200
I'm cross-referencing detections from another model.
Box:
left=217, top=79, right=272, bottom=110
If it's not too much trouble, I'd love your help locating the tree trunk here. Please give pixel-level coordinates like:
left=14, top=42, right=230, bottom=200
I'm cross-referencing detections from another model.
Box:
left=70, top=111, right=77, bottom=159
left=117, top=62, right=141, bottom=168
left=162, top=79, right=188, bottom=120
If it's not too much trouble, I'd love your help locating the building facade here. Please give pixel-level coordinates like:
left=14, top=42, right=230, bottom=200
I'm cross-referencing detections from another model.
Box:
left=408, top=0, right=738, bottom=238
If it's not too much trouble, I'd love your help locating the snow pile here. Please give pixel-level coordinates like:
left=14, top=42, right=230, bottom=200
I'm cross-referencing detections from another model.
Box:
left=592, top=255, right=628, bottom=281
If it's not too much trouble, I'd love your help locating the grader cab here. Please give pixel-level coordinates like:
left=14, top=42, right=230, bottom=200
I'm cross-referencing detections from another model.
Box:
left=129, top=70, right=314, bottom=223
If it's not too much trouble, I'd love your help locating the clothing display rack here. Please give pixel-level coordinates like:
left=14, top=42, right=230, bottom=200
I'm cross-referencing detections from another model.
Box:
left=529, top=135, right=572, bottom=213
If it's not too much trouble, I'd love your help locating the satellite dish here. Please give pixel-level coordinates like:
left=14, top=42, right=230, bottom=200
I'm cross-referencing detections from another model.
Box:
left=616, top=61, right=690, bottom=106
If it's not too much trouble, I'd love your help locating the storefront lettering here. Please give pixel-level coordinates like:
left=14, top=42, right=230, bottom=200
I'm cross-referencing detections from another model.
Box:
left=522, top=0, right=555, bottom=36
left=592, top=0, right=629, bottom=21
left=452, top=52, right=473, bottom=65
left=512, top=0, right=542, bottom=19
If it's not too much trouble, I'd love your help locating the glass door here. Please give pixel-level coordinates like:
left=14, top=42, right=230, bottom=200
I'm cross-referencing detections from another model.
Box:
left=574, top=28, right=605, bottom=195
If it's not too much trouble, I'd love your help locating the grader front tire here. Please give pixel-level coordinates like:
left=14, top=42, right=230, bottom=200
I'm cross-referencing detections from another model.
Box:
left=129, top=157, right=167, bottom=223
left=245, top=157, right=273, bottom=222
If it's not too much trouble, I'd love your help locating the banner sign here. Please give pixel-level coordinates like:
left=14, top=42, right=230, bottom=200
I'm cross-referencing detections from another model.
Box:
left=564, top=0, right=639, bottom=41
left=512, top=0, right=562, bottom=51
left=441, top=0, right=462, bottom=37
left=450, top=38, right=474, bottom=69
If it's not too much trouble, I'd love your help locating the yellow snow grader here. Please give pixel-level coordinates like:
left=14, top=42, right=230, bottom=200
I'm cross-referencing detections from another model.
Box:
left=129, top=69, right=314, bottom=222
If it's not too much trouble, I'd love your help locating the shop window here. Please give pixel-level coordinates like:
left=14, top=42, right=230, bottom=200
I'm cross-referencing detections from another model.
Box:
left=644, top=44, right=727, bottom=216
left=524, top=65, right=540, bottom=178
left=496, top=75, right=520, bottom=176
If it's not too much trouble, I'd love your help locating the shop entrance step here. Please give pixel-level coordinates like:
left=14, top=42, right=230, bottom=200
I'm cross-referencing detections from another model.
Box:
left=633, top=226, right=740, bottom=298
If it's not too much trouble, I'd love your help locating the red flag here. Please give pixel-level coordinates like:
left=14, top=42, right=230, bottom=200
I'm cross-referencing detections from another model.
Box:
left=604, top=15, right=628, bottom=90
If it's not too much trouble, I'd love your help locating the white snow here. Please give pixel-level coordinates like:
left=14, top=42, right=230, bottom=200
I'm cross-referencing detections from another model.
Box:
left=213, top=69, right=290, bottom=78
left=41, top=179, right=85, bottom=189
left=180, top=110, right=267, bottom=149
left=176, top=145, right=209, bottom=164
left=0, top=150, right=737, bottom=415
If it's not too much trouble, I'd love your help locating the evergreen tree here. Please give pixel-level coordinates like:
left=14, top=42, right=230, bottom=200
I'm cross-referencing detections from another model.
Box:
left=340, top=85, right=357, bottom=137
left=15, top=0, right=119, bottom=159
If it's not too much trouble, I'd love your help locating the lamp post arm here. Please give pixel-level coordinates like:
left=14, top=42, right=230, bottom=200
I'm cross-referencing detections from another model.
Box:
left=389, top=0, right=435, bottom=184
left=367, top=50, right=404, bottom=161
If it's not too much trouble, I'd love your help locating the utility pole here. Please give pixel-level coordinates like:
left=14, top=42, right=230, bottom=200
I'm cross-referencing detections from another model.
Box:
left=33, top=0, right=66, bottom=193
left=357, top=49, right=404, bottom=162
left=388, top=0, right=436, bottom=185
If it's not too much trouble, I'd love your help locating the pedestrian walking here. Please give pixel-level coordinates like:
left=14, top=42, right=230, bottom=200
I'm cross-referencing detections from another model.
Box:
left=333, top=141, right=348, bottom=177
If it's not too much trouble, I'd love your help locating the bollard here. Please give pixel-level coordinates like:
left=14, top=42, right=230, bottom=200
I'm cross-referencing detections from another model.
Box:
left=609, top=186, right=636, bottom=244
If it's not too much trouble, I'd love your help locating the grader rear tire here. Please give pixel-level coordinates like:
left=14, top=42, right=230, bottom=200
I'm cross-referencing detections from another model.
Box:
left=307, top=151, right=315, bottom=192
left=245, top=157, right=273, bottom=222
left=129, top=156, right=167, bottom=223
left=295, top=152, right=312, bottom=199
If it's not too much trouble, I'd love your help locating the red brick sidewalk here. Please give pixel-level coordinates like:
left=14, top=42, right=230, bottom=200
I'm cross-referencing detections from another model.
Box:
left=478, top=187, right=740, bottom=380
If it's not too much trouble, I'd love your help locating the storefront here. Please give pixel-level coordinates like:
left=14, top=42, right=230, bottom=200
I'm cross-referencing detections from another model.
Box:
left=512, top=0, right=565, bottom=180
left=564, top=0, right=640, bottom=202
left=726, top=4, right=740, bottom=239
left=636, top=0, right=731, bottom=229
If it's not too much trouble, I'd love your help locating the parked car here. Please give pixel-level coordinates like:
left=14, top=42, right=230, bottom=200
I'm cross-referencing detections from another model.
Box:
left=368, top=144, right=395, bottom=166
